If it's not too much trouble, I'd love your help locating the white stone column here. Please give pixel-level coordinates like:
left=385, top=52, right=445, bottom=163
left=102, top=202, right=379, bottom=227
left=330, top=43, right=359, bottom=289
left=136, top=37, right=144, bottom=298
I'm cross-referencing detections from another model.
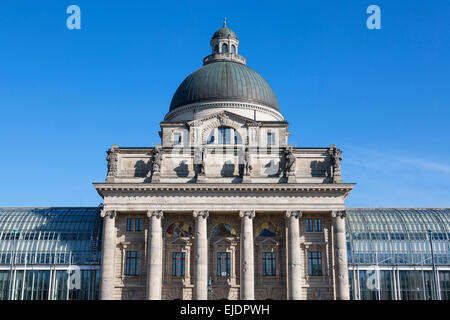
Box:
left=286, top=210, right=302, bottom=300
left=332, top=210, right=350, bottom=300
left=239, top=210, right=255, bottom=300
left=99, top=210, right=116, bottom=300
left=193, top=210, right=209, bottom=300
left=147, top=210, right=163, bottom=300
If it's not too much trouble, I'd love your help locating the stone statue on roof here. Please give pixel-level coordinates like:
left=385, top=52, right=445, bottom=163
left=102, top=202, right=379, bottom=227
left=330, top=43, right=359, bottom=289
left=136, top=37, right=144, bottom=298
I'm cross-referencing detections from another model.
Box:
left=151, top=145, right=163, bottom=174
left=328, top=144, right=342, bottom=182
left=244, top=147, right=253, bottom=176
left=194, top=146, right=205, bottom=177
left=106, top=144, right=119, bottom=181
left=284, top=145, right=296, bottom=176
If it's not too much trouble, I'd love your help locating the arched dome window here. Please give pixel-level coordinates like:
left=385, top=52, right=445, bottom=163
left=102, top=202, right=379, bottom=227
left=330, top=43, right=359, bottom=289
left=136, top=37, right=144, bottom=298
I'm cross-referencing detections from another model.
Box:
left=231, top=45, right=236, bottom=54
left=207, top=127, right=242, bottom=145
left=221, top=43, right=228, bottom=53
left=214, top=44, right=219, bottom=53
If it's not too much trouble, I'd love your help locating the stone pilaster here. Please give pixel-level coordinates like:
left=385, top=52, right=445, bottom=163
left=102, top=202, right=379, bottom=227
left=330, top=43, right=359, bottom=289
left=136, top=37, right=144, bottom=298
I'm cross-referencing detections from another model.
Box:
left=332, top=210, right=350, bottom=300
left=193, top=210, right=209, bottom=300
left=239, top=210, right=255, bottom=300
left=286, top=210, right=302, bottom=300
left=147, top=210, right=163, bottom=300
left=99, top=210, right=116, bottom=300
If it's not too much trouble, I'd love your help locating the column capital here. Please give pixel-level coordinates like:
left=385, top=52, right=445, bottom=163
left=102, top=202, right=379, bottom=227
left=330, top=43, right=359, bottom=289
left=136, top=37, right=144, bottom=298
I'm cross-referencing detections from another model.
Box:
left=286, top=210, right=302, bottom=218
left=147, top=210, right=163, bottom=219
left=193, top=210, right=209, bottom=219
left=331, top=210, right=346, bottom=219
left=239, top=210, right=255, bottom=219
left=100, top=209, right=116, bottom=219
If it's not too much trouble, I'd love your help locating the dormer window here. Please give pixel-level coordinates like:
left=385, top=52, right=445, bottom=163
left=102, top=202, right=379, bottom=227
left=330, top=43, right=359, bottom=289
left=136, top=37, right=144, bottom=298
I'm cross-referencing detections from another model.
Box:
left=207, top=127, right=242, bottom=145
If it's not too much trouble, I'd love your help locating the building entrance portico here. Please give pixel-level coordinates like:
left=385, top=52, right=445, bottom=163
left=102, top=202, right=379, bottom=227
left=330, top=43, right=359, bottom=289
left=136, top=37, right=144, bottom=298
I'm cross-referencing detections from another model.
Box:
left=95, top=182, right=353, bottom=300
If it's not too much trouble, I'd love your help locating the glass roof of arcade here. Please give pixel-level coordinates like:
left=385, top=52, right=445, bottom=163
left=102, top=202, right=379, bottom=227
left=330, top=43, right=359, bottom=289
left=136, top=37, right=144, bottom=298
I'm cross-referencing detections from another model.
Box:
left=0, top=208, right=102, bottom=265
left=346, top=208, right=450, bottom=266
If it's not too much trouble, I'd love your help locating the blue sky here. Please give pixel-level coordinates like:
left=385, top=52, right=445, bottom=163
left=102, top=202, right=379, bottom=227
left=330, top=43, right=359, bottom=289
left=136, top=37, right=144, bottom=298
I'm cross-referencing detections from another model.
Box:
left=0, top=0, right=449, bottom=207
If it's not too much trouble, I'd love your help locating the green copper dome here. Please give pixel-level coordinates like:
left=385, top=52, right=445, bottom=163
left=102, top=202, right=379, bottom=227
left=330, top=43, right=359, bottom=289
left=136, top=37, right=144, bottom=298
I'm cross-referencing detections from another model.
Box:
left=169, top=61, right=279, bottom=111
left=212, top=27, right=237, bottom=39
left=212, top=18, right=237, bottom=39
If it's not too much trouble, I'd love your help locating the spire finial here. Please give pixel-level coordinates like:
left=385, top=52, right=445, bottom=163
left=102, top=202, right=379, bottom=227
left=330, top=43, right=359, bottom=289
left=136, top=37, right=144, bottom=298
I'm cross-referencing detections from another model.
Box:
left=223, top=18, right=227, bottom=27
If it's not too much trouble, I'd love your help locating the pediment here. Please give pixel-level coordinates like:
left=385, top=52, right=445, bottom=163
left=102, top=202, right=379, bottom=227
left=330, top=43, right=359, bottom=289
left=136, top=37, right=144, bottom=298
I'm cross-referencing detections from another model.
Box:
left=186, top=111, right=261, bottom=145
left=212, top=237, right=237, bottom=246
left=167, top=237, right=191, bottom=245
left=187, top=110, right=260, bottom=128
left=257, top=237, right=280, bottom=246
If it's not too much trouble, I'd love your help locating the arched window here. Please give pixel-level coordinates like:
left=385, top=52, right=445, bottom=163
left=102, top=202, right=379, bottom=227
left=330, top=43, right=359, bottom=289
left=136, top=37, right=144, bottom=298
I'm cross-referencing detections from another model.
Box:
left=207, top=127, right=242, bottom=145
left=221, top=43, right=228, bottom=53
left=214, top=45, right=219, bottom=53
left=231, top=45, right=236, bottom=54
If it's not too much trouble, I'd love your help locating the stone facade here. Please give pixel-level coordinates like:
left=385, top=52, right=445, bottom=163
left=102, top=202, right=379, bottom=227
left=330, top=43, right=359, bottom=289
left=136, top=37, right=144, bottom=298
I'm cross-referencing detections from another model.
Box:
left=94, top=22, right=355, bottom=300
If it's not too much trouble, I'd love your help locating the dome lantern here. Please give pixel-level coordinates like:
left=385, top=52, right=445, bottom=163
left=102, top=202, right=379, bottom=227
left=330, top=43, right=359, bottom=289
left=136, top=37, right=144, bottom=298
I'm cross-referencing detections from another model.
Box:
left=205, top=19, right=246, bottom=65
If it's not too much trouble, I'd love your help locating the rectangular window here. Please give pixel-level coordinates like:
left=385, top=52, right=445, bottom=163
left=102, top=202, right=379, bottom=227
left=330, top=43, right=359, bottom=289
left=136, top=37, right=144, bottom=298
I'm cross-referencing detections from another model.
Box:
left=173, top=132, right=182, bottom=145
left=314, top=218, right=322, bottom=232
left=125, top=251, right=140, bottom=276
left=218, top=128, right=231, bottom=144
left=262, top=252, right=276, bottom=276
left=126, top=218, right=133, bottom=232
left=306, top=218, right=313, bottom=232
left=308, top=251, right=322, bottom=276
left=172, top=252, right=186, bottom=277
left=306, top=218, right=322, bottom=232
left=126, top=218, right=142, bottom=232
left=135, top=218, right=142, bottom=232
left=217, top=252, right=231, bottom=277
left=267, top=132, right=275, bottom=146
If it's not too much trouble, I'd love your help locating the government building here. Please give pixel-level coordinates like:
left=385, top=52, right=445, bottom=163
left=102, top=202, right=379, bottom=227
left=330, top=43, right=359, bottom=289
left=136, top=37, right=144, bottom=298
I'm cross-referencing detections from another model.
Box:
left=0, top=22, right=449, bottom=300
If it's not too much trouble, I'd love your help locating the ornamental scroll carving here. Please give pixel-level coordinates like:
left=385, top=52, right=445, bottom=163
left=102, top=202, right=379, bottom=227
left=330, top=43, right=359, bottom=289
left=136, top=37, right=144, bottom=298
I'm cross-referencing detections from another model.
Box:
left=286, top=210, right=302, bottom=218
left=100, top=210, right=116, bottom=219
left=331, top=210, right=346, bottom=219
left=147, top=210, right=163, bottom=219
left=239, top=210, right=255, bottom=219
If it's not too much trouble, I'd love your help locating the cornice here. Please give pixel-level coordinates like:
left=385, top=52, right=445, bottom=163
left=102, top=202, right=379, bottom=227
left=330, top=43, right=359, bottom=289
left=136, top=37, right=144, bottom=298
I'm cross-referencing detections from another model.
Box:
left=93, top=182, right=355, bottom=198
left=164, top=101, right=285, bottom=122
